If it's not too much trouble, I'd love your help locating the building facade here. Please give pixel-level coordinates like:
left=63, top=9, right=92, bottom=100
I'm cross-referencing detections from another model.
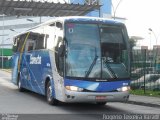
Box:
left=0, top=0, right=112, bottom=68
left=0, top=0, right=111, bottom=49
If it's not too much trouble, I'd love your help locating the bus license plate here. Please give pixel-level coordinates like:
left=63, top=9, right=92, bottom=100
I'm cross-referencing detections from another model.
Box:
left=96, top=96, right=106, bottom=100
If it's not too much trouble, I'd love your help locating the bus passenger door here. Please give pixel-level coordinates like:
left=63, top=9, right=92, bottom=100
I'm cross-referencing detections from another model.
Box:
left=12, top=37, right=20, bottom=85
left=12, top=53, right=19, bottom=85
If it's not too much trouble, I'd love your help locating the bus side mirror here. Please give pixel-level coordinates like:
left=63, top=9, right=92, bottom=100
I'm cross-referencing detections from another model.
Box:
left=13, top=38, right=17, bottom=46
left=58, top=44, right=65, bottom=57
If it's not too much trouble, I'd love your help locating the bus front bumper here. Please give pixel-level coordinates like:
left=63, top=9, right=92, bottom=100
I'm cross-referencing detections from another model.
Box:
left=64, top=90, right=129, bottom=103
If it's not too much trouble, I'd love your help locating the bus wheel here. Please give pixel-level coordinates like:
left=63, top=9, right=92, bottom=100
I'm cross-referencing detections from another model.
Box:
left=96, top=102, right=107, bottom=106
left=46, top=81, right=59, bottom=105
left=18, top=75, right=24, bottom=92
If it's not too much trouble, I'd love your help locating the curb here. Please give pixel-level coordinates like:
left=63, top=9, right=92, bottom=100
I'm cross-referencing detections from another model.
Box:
left=0, top=69, right=12, bottom=73
left=127, top=100, right=160, bottom=108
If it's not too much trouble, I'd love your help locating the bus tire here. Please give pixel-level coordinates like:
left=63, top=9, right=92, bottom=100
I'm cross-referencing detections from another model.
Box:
left=46, top=81, right=59, bottom=105
left=17, top=74, right=25, bottom=92
left=96, top=102, right=107, bottom=106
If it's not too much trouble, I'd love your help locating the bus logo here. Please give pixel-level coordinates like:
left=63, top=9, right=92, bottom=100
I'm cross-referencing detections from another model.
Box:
left=30, top=55, right=41, bottom=64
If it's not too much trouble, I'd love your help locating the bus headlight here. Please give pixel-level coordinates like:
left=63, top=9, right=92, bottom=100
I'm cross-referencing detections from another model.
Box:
left=65, top=86, right=84, bottom=92
left=117, top=86, right=130, bottom=92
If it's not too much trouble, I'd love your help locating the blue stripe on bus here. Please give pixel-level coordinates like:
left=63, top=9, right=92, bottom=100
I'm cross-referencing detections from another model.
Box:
left=64, top=79, right=130, bottom=92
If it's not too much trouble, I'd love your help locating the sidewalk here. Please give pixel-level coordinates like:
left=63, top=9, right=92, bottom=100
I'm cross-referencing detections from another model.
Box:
left=128, top=94, right=160, bottom=108
left=0, top=69, right=12, bottom=72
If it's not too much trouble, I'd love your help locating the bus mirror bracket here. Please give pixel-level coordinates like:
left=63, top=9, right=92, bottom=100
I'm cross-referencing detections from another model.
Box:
left=56, top=22, right=63, bottom=30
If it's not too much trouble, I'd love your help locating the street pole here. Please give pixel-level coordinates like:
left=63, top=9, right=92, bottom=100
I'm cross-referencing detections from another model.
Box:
left=148, top=32, right=152, bottom=70
left=2, top=14, right=5, bottom=69
left=111, top=0, right=123, bottom=20
left=40, top=16, right=42, bottom=23
left=148, top=28, right=158, bottom=73
left=148, top=28, right=157, bottom=45
left=149, top=32, right=151, bottom=50
left=143, top=49, right=146, bottom=94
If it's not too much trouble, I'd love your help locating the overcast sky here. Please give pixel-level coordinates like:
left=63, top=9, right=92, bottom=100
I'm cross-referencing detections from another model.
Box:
left=112, top=0, right=160, bottom=48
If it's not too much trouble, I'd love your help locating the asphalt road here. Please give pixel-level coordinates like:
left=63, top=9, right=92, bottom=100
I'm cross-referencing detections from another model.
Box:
left=0, top=70, right=160, bottom=120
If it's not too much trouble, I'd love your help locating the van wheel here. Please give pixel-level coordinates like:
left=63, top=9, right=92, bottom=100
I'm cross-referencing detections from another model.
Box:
left=18, top=75, right=24, bottom=92
left=96, top=102, right=107, bottom=106
left=46, top=81, right=59, bottom=105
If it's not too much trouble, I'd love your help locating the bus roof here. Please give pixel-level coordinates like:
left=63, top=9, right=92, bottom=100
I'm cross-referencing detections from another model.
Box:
left=42, top=16, right=124, bottom=25
left=14, top=16, right=125, bottom=37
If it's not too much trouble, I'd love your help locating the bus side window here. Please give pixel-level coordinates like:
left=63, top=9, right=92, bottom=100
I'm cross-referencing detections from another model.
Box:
left=25, top=33, right=47, bottom=51
left=12, top=37, right=19, bottom=53
left=17, top=33, right=29, bottom=52
left=25, top=40, right=36, bottom=51
left=13, top=34, right=26, bottom=53
left=35, top=34, right=47, bottom=50
left=35, top=35, right=45, bottom=50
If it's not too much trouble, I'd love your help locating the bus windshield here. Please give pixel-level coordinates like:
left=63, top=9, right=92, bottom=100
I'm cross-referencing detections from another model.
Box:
left=65, top=23, right=129, bottom=80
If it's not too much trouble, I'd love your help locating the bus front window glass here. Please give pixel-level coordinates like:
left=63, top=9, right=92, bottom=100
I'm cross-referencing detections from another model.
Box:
left=100, top=26, right=129, bottom=79
left=65, top=23, right=129, bottom=80
left=65, top=23, right=107, bottom=79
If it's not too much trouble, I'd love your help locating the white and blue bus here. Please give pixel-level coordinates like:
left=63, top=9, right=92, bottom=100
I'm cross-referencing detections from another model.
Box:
left=12, top=16, right=130, bottom=105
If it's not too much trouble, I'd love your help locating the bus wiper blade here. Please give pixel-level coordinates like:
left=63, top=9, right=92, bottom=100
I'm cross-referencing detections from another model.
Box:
left=105, top=63, right=117, bottom=78
left=85, top=55, right=98, bottom=78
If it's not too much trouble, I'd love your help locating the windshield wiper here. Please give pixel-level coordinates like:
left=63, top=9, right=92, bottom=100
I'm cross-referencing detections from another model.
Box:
left=105, top=62, right=117, bottom=78
left=85, top=48, right=98, bottom=78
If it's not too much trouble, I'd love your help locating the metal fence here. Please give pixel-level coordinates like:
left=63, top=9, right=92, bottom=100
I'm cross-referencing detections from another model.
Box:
left=131, top=49, right=160, bottom=91
left=0, top=57, right=12, bottom=69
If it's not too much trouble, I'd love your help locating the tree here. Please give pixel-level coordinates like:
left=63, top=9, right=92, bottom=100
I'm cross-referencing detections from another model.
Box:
left=129, top=36, right=144, bottom=50
left=129, top=37, right=137, bottom=50
left=129, top=37, right=137, bottom=67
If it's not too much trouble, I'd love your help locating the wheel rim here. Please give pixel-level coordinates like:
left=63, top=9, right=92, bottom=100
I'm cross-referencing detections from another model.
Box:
left=47, top=86, right=52, bottom=102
